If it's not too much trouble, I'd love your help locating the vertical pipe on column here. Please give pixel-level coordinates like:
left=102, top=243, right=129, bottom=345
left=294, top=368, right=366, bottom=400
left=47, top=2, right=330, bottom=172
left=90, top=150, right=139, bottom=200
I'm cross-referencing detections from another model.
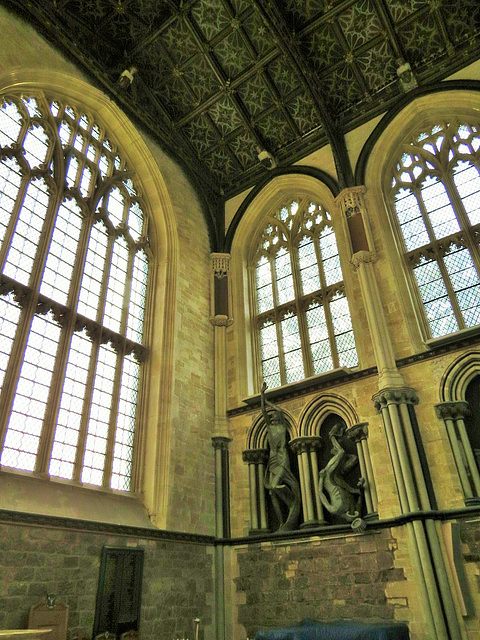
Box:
left=310, top=448, right=325, bottom=523
left=377, top=403, right=409, bottom=512
left=387, top=401, right=420, bottom=511
left=457, top=417, right=480, bottom=495
left=444, top=418, right=472, bottom=498
left=361, top=439, right=378, bottom=512
left=258, top=462, right=268, bottom=530
left=301, top=449, right=315, bottom=523
left=249, top=463, right=258, bottom=531
left=398, top=402, right=430, bottom=511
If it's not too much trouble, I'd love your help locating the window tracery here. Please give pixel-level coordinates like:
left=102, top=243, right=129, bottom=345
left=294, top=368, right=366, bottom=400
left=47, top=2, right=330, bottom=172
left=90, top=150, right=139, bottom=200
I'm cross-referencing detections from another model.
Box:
left=390, top=121, right=480, bottom=338
left=253, top=197, right=358, bottom=389
left=0, top=93, right=150, bottom=491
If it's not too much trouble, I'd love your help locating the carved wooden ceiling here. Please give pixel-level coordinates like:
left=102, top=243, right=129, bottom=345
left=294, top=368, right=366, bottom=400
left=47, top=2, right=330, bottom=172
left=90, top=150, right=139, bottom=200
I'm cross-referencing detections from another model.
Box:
left=3, top=0, right=480, bottom=242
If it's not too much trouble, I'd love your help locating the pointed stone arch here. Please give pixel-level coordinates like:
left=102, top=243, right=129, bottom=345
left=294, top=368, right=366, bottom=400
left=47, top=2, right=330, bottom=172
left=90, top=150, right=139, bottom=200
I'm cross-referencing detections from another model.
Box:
left=440, top=351, right=480, bottom=402
left=299, top=393, right=358, bottom=437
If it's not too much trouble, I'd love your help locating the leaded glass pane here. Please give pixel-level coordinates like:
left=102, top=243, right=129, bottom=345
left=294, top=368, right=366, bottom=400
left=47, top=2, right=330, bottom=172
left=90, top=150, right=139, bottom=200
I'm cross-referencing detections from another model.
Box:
left=49, top=330, right=93, bottom=479
left=453, top=161, right=480, bottom=226
left=443, top=247, right=480, bottom=328
left=256, top=256, right=274, bottom=313
left=0, top=101, right=22, bottom=147
left=77, top=221, right=109, bottom=319
left=319, top=226, right=342, bottom=286
left=306, top=304, right=333, bottom=374
left=106, top=187, right=125, bottom=227
left=394, top=188, right=429, bottom=250
left=40, top=199, right=83, bottom=305
left=0, top=293, right=21, bottom=393
left=58, top=121, right=72, bottom=147
left=413, top=257, right=458, bottom=337
left=66, top=155, right=79, bottom=189
left=23, top=125, right=50, bottom=168
left=281, top=314, right=304, bottom=383
left=79, top=166, right=93, bottom=198
left=127, top=201, right=144, bottom=242
left=0, top=157, right=22, bottom=249
left=330, top=294, right=358, bottom=369
left=81, top=343, right=117, bottom=486
left=275, top=247, right=294, bottom=304
left=260, top=322, right=280, bottom=388
left=111, top=354, right=139, bottom=491
left=420, top=175, right=459, bottom=239
left=103, top=236, right=129, bottom=333
left=298, top=236, right=320, bottom=294
left=3, top=178, right=49, bottom=285
left=0, top=313, right=61, bottom=471
left=126, top=250, right=148, bottom=344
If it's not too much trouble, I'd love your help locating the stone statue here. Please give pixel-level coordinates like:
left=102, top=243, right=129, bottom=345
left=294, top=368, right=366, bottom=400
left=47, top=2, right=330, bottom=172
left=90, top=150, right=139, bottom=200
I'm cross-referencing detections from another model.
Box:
left=318, top=423, right=366, bottom=532
left=261, top=381, right=300, bottom=532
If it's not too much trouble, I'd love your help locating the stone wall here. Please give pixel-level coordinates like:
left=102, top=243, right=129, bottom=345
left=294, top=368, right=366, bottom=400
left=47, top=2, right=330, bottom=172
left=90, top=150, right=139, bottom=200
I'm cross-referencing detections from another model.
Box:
left=0, top=519, right=214, bottom=640
left=231, top=529, right=404, bottom=638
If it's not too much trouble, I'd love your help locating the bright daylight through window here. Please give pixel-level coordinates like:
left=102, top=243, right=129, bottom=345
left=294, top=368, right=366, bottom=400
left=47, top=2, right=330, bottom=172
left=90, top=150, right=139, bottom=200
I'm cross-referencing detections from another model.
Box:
left=0, top=94, right=149, bottom=491
left=254, top=197, right=358, bottom=389
left=391, top=121, right=480, bottom=339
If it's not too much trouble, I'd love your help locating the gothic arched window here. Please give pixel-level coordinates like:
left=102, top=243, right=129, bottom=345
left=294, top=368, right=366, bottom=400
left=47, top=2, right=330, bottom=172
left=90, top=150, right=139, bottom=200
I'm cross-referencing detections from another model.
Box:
left=253, top=197, right=358, bottom=389
left=390, top=121, right=480, bottom=338
left=0, top=94, right=150, bottom=491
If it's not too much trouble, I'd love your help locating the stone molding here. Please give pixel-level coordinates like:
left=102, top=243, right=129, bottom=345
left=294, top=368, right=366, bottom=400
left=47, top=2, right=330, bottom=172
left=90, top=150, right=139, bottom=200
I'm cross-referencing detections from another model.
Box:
left=373, top=387, right=419, bottom=410
left=212, top=436, right=232, bottom=450
left=346, top=422, right=369, bottom=442
left=209, top=314, right=234, bottom=327
left=335, top=185, right=366, bottom=218
left=434, top=401, right=470, bottom=421
left=242, top=448, right=268, bottom=464
left=351, top=250, right=378, bottom=270
left=211, top=252, right=231, bottom=278
left=289, top=436, right=322, bottom=455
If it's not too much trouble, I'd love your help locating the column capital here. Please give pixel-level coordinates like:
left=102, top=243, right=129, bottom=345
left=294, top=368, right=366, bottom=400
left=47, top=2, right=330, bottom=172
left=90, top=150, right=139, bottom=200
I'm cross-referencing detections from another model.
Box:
left=209, top=314, right=234, bottom=327
left=212, top=436, right=232, bottom=451
left=335, top=186, right=366, bottom=217
left=372, top=386, right=419, bottom=411
left=346, top=422, right=369, bottom=442
left=434, top=401, right=470, bottom=421
left=351, top=250, right=378, bottom=270
left=242, top=448, right=268, bottom=464
left=211, top=252, right=231, bottom=279
left=289, top=436, right=322, bottom=455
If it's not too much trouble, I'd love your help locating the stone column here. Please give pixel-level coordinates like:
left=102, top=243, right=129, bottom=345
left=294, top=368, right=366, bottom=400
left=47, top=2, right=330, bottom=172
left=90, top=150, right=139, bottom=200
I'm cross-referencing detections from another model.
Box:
left=210, top=253, right=232, bottom=640
left=435, top=401, right=480, bottom=500
left=373, top=388, right=463, bottom=640
left=346, top=422, right=378, bottom=516
left=336, top=187, right=404, bottom=389
left=242, top=449, right=269, bottom=534
left=290, top=436, right=325, bottom=527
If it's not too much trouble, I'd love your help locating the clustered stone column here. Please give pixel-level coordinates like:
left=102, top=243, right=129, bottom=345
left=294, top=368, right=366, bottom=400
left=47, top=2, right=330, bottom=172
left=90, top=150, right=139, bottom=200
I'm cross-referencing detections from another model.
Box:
left=346, top=422, right=378, bottom=517
left=336, top=187, right=463, bottom=640
left=290, top=436, right=324, bottom=527
left=242, top=449, right=269, bottom=534
left=435, top=401, right=480, bottom=500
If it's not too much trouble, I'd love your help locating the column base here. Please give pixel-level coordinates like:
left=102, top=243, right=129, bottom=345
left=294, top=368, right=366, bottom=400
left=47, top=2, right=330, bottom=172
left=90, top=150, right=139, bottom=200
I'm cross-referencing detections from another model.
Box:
left=300, top=520, right=328, bottom=528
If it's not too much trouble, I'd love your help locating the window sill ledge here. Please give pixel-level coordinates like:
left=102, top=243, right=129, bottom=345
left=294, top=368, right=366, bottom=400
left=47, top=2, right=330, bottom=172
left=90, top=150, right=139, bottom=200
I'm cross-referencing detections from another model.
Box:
left=425, top=324, right=480, bottom=350
left=242, top=367, right=358, bottom=407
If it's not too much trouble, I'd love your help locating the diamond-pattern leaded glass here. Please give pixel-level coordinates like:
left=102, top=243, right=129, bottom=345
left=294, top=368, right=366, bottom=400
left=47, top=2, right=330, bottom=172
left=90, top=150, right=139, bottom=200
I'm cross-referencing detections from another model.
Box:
left=391, top=120, right=480, bottom=338
left=1, top=312, right=61, bottom=471
left=254, top=197, right=358, bottom=388
left=0, top=92, right=150, bottom=490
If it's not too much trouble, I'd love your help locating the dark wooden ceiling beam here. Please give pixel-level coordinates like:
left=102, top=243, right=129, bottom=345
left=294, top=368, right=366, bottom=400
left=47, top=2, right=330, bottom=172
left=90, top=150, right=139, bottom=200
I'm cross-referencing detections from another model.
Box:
left=251, top=0, right=354, bottom=189
left=370, top=0, right=408, bottom=64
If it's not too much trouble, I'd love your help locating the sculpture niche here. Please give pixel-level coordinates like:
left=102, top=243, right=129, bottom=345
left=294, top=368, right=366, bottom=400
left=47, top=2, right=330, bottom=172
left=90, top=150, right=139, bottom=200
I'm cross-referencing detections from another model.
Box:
left=318, top=423, right=366, bottom=532
left=261, top=382, right=300, bottom=532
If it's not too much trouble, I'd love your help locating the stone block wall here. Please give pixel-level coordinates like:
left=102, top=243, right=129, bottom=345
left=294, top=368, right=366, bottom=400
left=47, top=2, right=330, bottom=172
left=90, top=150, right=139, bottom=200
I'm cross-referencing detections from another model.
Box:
left=231, top=529, right=405, bottom=638
left=0, top=519, right=214, bottom=640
